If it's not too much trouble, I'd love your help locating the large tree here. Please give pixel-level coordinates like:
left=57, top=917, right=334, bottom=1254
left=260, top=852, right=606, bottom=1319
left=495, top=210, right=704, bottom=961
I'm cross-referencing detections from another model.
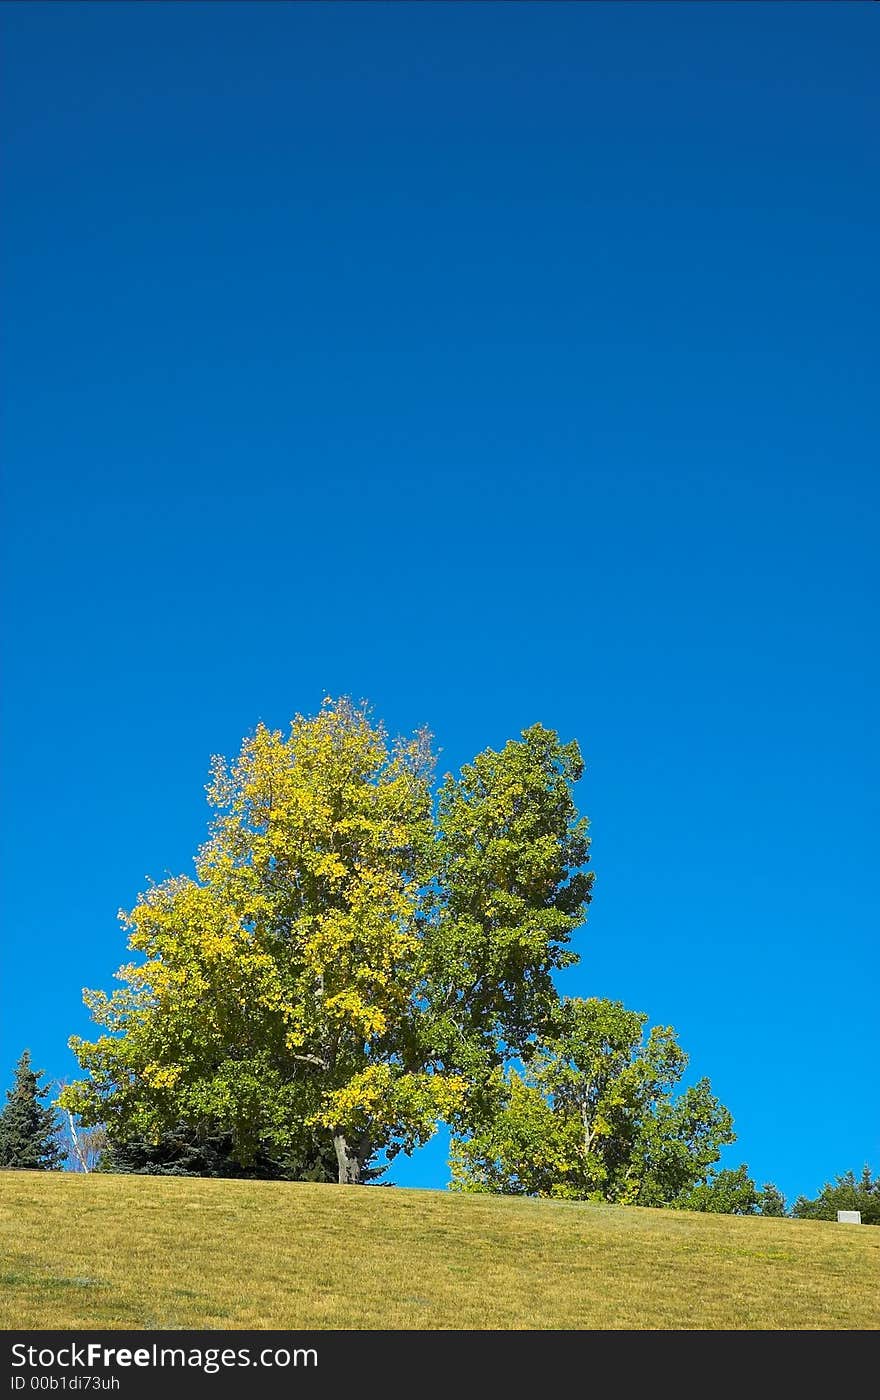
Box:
left=63, top=700, right=593, bottom=1184
left=450, top=997, right=734, bottom=1204
left=0, top=1051, right=66, bottom=1171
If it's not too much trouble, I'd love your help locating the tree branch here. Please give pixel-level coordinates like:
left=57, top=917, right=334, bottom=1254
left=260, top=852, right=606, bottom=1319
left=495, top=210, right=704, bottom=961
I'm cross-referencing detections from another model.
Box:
left=290, top=1052, right=328, bottom=1071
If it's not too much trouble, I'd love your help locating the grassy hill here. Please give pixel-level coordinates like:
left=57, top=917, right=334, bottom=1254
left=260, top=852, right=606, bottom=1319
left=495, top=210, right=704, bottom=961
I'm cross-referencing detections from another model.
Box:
left=1, top=1170, right=877, bottom=1330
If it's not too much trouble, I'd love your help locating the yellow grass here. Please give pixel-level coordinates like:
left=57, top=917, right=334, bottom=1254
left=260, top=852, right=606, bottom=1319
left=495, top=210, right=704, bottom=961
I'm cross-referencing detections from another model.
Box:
left=0, top=1170, right=876, bottom=1330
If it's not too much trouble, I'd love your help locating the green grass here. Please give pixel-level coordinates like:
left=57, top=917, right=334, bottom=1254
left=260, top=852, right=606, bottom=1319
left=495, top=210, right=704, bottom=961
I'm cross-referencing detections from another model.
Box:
left=1, top=1170, right=877, bottom=1329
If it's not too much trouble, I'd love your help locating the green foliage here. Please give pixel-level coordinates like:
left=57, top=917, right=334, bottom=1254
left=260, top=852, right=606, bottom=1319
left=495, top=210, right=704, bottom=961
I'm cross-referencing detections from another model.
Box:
left=62, top=701, right=594, bottom=1184
left=675, top=1165, right=760, bottom=1215
left=429, top=725, right=593, bottom=1084
left=0, top=1051, right=66, bottom=1171
left=759, top=1182, right=788, bottom=1217
left=450, top=997, right=734, bottom=1203
left=792, top=1166, right=880, bottom=1225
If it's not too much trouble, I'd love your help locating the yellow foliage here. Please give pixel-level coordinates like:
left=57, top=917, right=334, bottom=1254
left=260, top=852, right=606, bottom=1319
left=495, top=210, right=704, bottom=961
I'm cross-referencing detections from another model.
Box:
left=68, top=698, right=439, bottom=1163
left=143, top=1064, right=182, bottom=1090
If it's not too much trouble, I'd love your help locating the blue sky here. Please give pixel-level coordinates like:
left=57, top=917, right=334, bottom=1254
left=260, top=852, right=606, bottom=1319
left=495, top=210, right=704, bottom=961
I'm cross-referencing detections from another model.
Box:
left=1, top=2, right=876, bottom=1205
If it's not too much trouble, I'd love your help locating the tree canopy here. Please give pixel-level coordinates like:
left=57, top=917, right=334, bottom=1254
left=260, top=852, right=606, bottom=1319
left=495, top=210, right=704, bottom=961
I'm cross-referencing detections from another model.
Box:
left=757, top=1182, right=787, bottom=1217
left=62, top=699, right=594, bottom=1184
left=450, top=997, right=734, bottom=1204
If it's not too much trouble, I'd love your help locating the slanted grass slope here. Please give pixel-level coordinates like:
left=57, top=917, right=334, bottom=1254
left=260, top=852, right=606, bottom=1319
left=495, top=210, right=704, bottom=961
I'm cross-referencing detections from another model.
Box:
left=1, top=1171, right=876, bottom=1329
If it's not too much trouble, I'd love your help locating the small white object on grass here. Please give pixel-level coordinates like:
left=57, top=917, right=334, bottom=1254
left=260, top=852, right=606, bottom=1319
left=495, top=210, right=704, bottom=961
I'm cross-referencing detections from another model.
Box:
left=836, top=1210, right=862, bottom=1224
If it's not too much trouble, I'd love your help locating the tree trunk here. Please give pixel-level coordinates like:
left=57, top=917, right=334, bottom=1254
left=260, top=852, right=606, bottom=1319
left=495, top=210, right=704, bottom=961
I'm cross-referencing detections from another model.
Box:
left=65, top=1109, right=88, bottom=1173
left=333, top=1130, right=364, bottom=1185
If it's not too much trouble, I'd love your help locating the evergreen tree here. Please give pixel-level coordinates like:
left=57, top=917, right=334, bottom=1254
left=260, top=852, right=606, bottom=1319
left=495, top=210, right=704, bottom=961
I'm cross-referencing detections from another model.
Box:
left=100, top=1120, right=348, bottom=1181
left=0, top=1051, right=66, bottom=1170
left=792, top=1166, right=880, bottom=1224
left=759, top=1182, right=788, bottom=1217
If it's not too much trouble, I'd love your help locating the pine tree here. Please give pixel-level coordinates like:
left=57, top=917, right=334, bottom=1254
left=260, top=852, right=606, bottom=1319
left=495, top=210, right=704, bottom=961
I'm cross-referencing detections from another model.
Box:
left=0, top=1051, right=66, bottom=1170
left=759, top=1182, right=788, bottom=1217
left=100, top=1121, right=345, bottom=1181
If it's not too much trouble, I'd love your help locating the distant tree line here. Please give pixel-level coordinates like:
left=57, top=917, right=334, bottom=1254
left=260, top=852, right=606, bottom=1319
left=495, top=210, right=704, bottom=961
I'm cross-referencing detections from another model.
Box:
left=1, top=701, right=874, bottom=1221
